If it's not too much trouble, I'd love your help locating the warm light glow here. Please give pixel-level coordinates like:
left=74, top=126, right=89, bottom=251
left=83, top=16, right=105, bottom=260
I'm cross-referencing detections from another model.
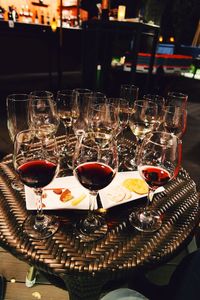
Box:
left=159, top=36, right=163, bottom=42
left=51, top=17, right=57, bottom=32
left=118, top=5, right=126, bottom=21
left=169, top=36, right=175, bottom=43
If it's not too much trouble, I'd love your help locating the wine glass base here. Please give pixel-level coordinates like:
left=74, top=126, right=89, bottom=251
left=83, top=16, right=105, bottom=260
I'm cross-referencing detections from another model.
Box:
left=74, top=215, right=108, bottom=242
left=23, top=215, right=59, bottom=240
left=129, top=208, right=162, bottom=232
left=11, top=178, right=24, bottom=191
left=123, top=158, right=137, bottom=171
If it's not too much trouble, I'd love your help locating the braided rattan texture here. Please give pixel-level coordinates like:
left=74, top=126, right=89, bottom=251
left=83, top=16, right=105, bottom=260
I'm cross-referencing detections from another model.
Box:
left=0, top=148, right=199, bottom=282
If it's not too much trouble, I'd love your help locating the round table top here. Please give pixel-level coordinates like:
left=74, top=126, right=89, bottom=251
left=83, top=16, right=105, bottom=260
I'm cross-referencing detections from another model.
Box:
left=0, top=150, right=199, bottom=280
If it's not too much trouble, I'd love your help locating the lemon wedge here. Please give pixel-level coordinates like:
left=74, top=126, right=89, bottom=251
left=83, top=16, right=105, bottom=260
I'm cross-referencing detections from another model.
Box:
left=71, top=194, right=86, bottom=206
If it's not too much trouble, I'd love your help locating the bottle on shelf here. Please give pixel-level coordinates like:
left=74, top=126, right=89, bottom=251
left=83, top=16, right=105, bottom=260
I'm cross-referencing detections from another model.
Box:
left=41, top=10, right=45, bottom=24
left=101, top=0, right=109, bottom=21
left=8, top=6, right=14, bottom=27
left=19, top=5, right=25, bottom=23
left=11, top=6, right=19, bottom=22
left=46, top=11, right=50, bottom=25
left=34, top=10, right=39, bottom=24
left=8, top=6, right=13, bottom=21
left=0, top=6, right=5, bottom=20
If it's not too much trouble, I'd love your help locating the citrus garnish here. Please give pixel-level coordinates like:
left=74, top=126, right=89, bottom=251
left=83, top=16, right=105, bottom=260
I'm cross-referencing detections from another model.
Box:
left=122, top=178, right=148, bottom=194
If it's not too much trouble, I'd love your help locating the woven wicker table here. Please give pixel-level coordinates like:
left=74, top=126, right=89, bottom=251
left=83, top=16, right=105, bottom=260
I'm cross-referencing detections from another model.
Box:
left=0, top=151, right=199, bottom=300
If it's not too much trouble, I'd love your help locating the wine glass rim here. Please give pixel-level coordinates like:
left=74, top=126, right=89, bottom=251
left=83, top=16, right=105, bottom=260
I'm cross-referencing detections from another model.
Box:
left=15, top=128, right=48, bottom=136
left=167, top=91, right=188, bottom=99
left=72, top=88, right=92, bottom=94
left=120, top=84, right=139, bottom=89
left=29, top=90, right=54, bottom=99
left=134, top=99, right=157, bottom=107
left=145, top=130, right=181, bottom=140
left=57, top=89, right=74, bottom=96
left=7, top=93, right=29, bottom=101
left=143, top=94, right=165, bottom=101
left=30, top=98, right=57, bottom=106
left=162, top=104, right=183, bottom=110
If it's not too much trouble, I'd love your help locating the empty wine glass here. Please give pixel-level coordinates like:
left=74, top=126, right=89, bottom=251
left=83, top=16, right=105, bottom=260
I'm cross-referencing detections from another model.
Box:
left=107, top=98, right=129, bottom=135
left=29, top=91, right=60, bottom=139
left=166, top=91, right=188, bottom=110
left=72, top=88, right=92, bottom=141
left=90, top=102, right=119, bottom=147
left=126, top=100, right=158, bottom=170
left=73, top=134, right=118, bottom=242
left=129, top=100, right=158, bottom=141
left=161, top=105, right=187, bottom=138
left=129, top=131, right=182, bottom=232
left=89, top=91, right=107, bottom=105
left=143, top=94, right=165, bottom=123
left=107, top=98, right=130, bottom=167
left=56, top=89, right=77, bottom=168
left=6, top=93, right=30, bottom=191
left=120, top=84, right=139, bottom=109
left=165, top=92, right=188, bottom=136
left=13, top=129, right=60, bottom=239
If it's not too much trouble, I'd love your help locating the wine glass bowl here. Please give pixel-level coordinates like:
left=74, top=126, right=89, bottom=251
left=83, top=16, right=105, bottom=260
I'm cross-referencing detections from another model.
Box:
left=90, top=102, right=119, bottom=147
left=129, top=131, right=182, bottom=232
left=6, top=93, right=30, bottom=191
left=125, top=100, right=158, bottom=171
left=13, top=129, right=60, bottom=239
left=73, top=134, right=118, bottom=242
left=161, top=105, right=187, bottom=138
left=166, top=91, right=188, bottom=110
left=72, top=88, right=92, bottom=140
left=56, top=89, right=78, bottom=172
left=29, top=91, right=60, bottom=138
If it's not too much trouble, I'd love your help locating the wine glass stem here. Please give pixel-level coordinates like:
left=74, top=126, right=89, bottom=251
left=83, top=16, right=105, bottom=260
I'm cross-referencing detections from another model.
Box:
left=88, top=191, right=97, bottom=219
left=145, top=188, right=154, bottom=210
left=64, top=124, right=71, bottom=143
left=34, top=188, right=45, bottom=226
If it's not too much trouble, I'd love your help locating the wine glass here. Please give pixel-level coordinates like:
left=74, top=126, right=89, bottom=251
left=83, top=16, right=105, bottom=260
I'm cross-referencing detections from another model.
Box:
left=129, top=100, right=159, bottom=141
left=166, top=91, right=188, bottom=110
left=161, top=105, right=187, bottom=138
left=107, top=98, right=130, bottom=167
left=89, top=102, right=119, bottom=147
left=56, top=89, right=77, bottom=170
left=143, top=94, right=165, bottom=123
left=107, top=98, right=129, bottom=135
left=13, top=129, right=60, bottom=239
left=28, top=90, right=60, bottom=139
left=120, top=84, right=139, bottom=109
left=165, top=92, right=188, bottom=136
left=125, top=100, right=158, bottom=170
left=89, top=91, right=107, bottom=105
left=73, top=134, right=118, bottom=242
left=129, top=131, right=182, bottom=232
left=72, top=88, right=92, bottom=141
left=6, top=93, right=30, bottom=191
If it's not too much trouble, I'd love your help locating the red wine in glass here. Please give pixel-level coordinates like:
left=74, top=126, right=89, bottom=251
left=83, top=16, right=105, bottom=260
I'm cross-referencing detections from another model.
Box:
left=138, top=166, right=171, bottom=190
left=74, top=162, right=115, bottom=191
left=18, top=160, right=57, bottom=189
left=72, top=135, right=118, bottom=242
left=13, top=129, right=60, bottom=240
left=129, top=131, right=181, bottom=233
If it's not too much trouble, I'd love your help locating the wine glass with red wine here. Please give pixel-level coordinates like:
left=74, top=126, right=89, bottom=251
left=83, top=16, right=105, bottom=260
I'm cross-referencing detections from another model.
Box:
left=13, top=129, right=60, bottom=239
left=129, top=131, right=182, bottom=232
left=73, top=134, right=118, bottom=242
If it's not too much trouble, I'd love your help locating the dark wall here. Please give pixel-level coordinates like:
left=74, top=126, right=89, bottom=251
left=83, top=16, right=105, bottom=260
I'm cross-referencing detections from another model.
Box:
left=0, top=22, right=82, bottom=94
